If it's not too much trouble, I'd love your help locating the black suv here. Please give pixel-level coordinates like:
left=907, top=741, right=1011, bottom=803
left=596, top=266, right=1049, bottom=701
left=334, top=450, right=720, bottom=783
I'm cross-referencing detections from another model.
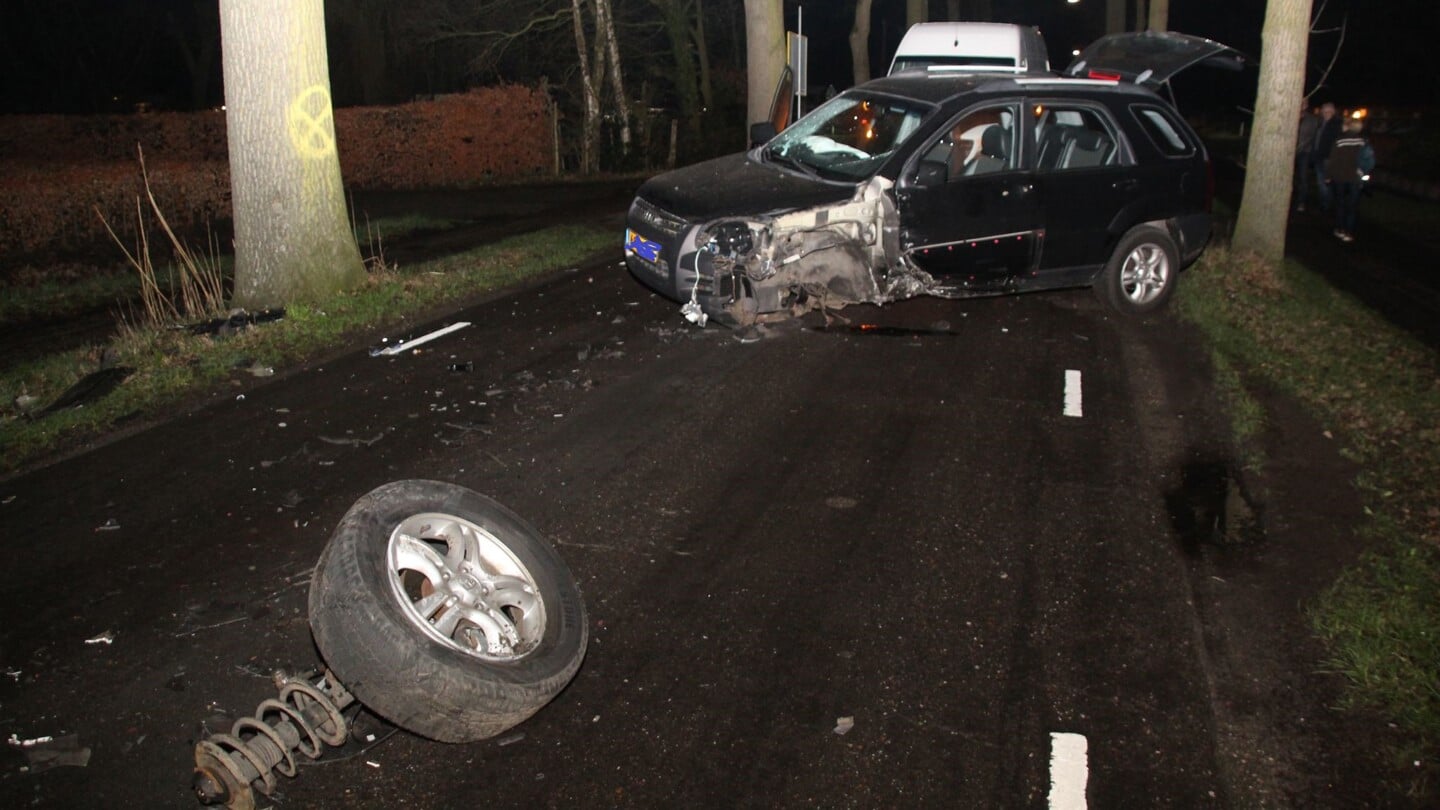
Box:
left=623, top=32, right=1242, bottom=327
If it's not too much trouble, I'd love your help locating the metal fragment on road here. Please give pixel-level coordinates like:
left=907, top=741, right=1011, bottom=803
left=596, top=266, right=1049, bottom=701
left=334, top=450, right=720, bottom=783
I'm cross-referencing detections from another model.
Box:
left=371, top=321, right=472, bottom=356
left=85, top=630, right=115, bottom=645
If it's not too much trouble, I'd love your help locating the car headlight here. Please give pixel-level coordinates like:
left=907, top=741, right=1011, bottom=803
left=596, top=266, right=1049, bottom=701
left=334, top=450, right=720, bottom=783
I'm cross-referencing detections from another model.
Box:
left=701, top=221, right=756, bottom=259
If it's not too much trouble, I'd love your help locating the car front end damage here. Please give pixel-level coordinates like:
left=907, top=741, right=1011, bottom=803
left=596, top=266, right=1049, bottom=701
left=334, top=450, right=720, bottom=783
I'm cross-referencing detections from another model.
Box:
left=625, top=177, right=937, bottom=327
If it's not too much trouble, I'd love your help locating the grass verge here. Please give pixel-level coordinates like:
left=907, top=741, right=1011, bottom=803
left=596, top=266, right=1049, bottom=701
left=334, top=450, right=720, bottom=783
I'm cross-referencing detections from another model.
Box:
left=1177, top=246, right=1440, bottom=797
left=0, top=223, right=615, bottom=474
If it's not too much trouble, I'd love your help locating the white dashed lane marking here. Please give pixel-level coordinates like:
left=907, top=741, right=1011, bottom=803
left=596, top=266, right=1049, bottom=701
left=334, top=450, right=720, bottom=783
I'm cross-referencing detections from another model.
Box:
left=1048, top=732, right=1089, bottom=809
left=1063, top=369, right=1083, bottom=418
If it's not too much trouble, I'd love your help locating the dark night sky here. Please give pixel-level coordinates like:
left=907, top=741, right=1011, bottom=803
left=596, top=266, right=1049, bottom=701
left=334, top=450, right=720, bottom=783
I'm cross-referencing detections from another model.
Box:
left=0, top=0, right=1432, bottom=115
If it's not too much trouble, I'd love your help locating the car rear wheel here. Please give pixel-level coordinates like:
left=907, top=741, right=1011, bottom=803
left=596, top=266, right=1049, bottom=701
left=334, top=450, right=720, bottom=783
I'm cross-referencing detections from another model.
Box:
left=309, top=480, right=587, bottom=743
left=1096, top=225, right=1178, bottom=315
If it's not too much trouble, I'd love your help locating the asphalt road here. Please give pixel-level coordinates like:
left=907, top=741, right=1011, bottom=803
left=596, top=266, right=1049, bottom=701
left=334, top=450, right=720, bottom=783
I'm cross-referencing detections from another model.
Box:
left=0, top=224, right=1385, bottom=806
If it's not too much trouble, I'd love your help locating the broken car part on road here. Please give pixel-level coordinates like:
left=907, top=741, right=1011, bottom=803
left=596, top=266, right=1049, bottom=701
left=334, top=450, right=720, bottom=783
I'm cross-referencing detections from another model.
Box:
left=192, top=481, right=588, bottom=810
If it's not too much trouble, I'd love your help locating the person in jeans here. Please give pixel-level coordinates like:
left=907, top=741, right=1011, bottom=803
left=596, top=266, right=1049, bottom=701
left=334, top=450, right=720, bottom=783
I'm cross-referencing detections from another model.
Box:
left=1325, top=117, right=1374, bottom=243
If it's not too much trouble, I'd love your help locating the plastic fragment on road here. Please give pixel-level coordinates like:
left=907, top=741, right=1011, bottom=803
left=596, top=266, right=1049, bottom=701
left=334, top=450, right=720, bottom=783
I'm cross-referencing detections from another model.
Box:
left=370, top=322, right=472, bottom=356
left=8, top=734, right=91, bottom=771
left=85, top=630, right=115, bottom=645
left=94, top=518, right=121, bottom=532
left=833, top=716, right=855, bottom=736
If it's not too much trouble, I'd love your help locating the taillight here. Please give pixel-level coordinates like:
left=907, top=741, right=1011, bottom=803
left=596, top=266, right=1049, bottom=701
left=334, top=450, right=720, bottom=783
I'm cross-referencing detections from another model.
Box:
left=1087, top=69, right=1122, bottom=81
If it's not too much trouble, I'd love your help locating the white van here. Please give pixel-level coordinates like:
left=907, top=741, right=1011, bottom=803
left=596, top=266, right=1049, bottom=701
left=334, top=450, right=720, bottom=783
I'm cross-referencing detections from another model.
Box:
left=887, top=22, right=1051, bottom=76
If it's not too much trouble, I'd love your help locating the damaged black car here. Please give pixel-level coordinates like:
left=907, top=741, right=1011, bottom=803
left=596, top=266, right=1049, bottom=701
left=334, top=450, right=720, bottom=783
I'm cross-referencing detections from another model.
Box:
left=623, top=32, right=1242, bottom=327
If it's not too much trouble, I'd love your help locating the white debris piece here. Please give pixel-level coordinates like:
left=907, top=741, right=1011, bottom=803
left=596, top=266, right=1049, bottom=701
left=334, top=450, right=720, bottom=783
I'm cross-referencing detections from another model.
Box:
left=833, top=716, right=855, bottom=736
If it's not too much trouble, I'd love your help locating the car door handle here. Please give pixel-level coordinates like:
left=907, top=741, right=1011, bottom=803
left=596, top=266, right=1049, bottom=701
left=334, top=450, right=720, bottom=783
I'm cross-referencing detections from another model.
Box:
left=1112, top=178, right=1140, bottom=192
left=1002, top=183, right=1034, bottom=197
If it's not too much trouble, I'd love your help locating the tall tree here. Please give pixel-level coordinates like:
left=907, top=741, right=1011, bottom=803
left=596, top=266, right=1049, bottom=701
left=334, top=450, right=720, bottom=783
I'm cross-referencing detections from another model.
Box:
left=850, top=0, right=875, bottom=85
left=906, top=0, right=926, bottom=28
left=570, top=0, right=604, bottom=173
left=743, top=0, right=784, bottom=129
left=1149, top=0, right=1170, bottom=30
left=1106, top=0, right=1126, bottom=34
left=220, top=0, right=365, bottom=308
left=1232, top=0, right=1315, bottom=261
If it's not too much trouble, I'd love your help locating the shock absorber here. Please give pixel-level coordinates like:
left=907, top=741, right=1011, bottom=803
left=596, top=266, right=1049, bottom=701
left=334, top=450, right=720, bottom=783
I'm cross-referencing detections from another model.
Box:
left=192, top=669, right=355, bottom=810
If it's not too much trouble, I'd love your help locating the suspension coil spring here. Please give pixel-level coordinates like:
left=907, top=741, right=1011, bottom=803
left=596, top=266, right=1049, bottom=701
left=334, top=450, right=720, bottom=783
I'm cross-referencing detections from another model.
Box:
left=193, top=670, right=355, bottom=810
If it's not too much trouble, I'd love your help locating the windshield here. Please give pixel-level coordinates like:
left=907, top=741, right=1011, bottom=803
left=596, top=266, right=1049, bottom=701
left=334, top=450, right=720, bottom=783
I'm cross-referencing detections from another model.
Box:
left=763, top=93, right=929, bottom=181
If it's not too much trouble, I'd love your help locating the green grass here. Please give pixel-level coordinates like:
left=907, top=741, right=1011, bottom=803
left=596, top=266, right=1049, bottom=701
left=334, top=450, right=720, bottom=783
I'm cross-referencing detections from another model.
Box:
left=0, top=224, right=615, bottom=473
left=1359, top=189, right=1440, bottom=235
left=0, top=267, right=137, bottom=323
left=1178, top=246, right=1440, bottom=797
left=355, top=213, right=468, bottom=243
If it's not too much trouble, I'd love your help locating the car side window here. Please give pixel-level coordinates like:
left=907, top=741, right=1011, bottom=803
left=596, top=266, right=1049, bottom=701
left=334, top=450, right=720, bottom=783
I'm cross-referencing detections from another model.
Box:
left=1033, top=104, right=1122, bottom=171
left=913, top=104, right=1019, bottom=185
left=1130, top=105, right=1195, bottom=157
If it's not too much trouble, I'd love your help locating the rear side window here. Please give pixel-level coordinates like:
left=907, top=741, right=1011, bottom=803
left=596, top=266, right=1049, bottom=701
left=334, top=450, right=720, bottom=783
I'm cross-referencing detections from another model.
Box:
left=1131, top=105, right=1194, bottom=157
left=1032, top=104, right=1124, bottom=171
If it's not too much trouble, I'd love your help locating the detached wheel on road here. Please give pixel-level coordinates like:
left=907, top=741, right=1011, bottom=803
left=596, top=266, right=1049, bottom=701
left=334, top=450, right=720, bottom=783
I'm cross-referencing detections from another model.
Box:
left=309, top=480, right=587, bottom=743
left=1096, top=224, right=1179, bottom=315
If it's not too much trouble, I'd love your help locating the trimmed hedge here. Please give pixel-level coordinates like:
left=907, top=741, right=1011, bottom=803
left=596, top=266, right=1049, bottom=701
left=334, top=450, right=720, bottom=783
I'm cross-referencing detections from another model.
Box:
left=0, top=85, right=552, bottom=269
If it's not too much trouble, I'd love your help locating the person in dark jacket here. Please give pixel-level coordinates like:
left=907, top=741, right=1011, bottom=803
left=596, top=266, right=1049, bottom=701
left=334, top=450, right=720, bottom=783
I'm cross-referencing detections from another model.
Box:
left=1312, top=102, right=1342, bottom=211
left=1325, top=117, right=1374, bottom=243
left=1294, top=102, right=1320, bottom=212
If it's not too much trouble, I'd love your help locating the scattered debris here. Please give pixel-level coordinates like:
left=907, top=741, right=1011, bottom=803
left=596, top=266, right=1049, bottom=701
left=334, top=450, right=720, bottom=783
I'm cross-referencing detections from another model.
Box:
left=370, top=321, right=472, bottom=356
left=84, top=630, right=115, bottom=645
left=833, top=716, right=855, bottom=736
left=248, top=363, right=275, bottom=378
left=825, top=496, right=858, bottom=510
left=8, top=734, right=54, bottom=747
left=185, top=308, right=286, bottom=336
left=2, top=495, right=16, bottom=505
left=318, top=432, right=385, bottom=448
left=496, top=732, right=526, bottom=747
left=35, top=367, right=135, bottom=416
left=13, top=394, right=39, bottom=414
left=448, top=362, right=474, bottom=372
left=11, top=734, right=91, bottom=771
left=94, top=518, right=121, bottom=532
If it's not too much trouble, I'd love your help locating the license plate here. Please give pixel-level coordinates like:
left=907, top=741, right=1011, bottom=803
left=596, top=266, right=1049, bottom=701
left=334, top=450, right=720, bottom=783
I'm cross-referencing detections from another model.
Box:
left=624, top=229, right=663, bottom=263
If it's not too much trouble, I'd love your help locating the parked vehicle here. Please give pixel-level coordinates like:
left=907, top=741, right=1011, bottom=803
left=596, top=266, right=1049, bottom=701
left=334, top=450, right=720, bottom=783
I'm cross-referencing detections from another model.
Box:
left=623, top=32, right=1242, bottom=328
left=888, top=22, right=1050, bottom=76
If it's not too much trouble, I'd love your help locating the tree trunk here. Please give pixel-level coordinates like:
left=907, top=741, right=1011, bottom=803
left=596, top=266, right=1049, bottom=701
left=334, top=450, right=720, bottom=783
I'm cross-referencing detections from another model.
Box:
left=570, top=0, right=601, bottom=174
left=850, top=0, right=874, bottom=85
left=1149, top=0, right=1169, bottom=31
left=596, top=0, right=631, bottom=154
left=1233, top=0, right=1314, bottom=261
left=1106, top=0, right=1126, bottom=34
left=655, top=0, right=701, bottom=129
left=906, top=0, right=926, bottom=28
left=743, top=0, right=784, bottom=130
left=219, top=0, right=365, bottom=309
left=693, top=0, right=714, bottom=111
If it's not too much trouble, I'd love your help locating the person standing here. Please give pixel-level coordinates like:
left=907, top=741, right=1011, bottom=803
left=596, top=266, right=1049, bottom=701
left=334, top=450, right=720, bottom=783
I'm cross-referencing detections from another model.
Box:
left=1293, top=102, right=1320, bottom=212
left=1312, top=102, right=1342, bottom=211
left=1325, top=116, right=1374, bottom=243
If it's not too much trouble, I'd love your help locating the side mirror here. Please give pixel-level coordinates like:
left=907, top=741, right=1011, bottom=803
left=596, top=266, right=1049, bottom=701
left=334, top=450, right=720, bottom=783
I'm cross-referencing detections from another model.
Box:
left=749, top=122, right=777, bottom=148
left=913, top=159, right=948, bottom=188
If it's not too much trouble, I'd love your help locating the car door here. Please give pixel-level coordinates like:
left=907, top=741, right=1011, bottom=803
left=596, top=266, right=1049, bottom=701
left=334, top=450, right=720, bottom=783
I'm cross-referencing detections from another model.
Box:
left=894, top=101, right=1040, bottom=293
left=1029, top=100, right=1138, bottom=279
left=1065, top=31, right=1246, bottom=105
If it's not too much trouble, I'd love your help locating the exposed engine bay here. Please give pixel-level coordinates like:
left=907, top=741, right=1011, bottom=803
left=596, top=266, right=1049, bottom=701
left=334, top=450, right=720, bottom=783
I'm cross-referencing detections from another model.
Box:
left=684, top=177, right=935, bottom=327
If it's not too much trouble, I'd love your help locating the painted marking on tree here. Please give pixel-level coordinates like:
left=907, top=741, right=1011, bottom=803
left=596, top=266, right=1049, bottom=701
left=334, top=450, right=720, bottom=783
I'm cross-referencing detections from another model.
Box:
left=288, top=84, right=337, bottom=159
left=1048, top=732, right=1088, bottom=809
left=1063, top=369, right=1083, bottom=418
